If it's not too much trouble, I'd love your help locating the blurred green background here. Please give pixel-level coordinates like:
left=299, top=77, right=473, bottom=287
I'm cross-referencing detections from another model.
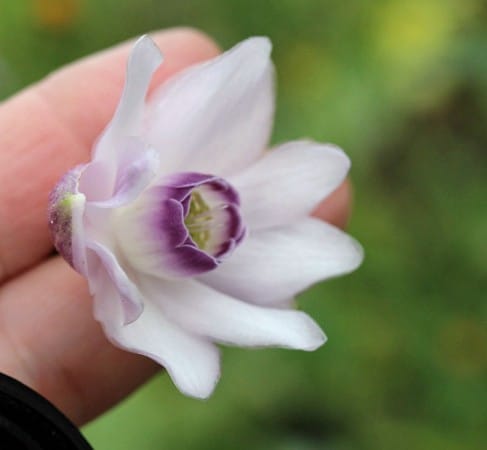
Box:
left=1, top=0, right=486, bottom=448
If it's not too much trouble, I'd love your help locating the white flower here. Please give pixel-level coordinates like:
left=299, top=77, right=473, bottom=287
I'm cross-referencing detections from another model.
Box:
left=48, top=35, right=363, bottom=398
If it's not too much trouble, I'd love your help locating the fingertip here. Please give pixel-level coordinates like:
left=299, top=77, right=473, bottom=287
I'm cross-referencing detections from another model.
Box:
left=148, top=27, right=221, bottom=59
left=144, top=27, right=221, bottom=91
left=312, top=179, right=352, bottom=229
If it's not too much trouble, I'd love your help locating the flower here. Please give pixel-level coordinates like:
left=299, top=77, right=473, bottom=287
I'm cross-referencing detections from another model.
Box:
left=48, top=35, right=363, bottom=398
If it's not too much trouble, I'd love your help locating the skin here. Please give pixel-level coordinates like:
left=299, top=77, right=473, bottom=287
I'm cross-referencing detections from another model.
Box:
left=0, top=28, right=351, bottom=426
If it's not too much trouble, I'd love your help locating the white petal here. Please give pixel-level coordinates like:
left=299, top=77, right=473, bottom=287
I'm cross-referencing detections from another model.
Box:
left=145, top=37, right=274, bottom=176
left=91, top=269, right=220, bottom=398
left=199, top=218, right=363, bottom=305
left=230, top=141, right=350, bottom=229
left=94, top=35, right=163, bottom=162
left=86, top=240, right=144, bottom=324
left=86, top=138, right=159, bottom=209
left=141, top=278, right=325, bottom=350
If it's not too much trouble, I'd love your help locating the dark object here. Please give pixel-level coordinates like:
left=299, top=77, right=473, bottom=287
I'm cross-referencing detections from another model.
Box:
left=0, top=373, right=92, bottom=449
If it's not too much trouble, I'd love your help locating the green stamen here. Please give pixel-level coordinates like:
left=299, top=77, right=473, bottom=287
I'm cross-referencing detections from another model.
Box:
left=58, top=194, right=77, bottom=217
left=185, top=191, right=212, bottom=249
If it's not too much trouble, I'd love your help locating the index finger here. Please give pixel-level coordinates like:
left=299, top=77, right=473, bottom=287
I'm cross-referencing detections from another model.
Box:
left=0, top=28, right=220, bottom=282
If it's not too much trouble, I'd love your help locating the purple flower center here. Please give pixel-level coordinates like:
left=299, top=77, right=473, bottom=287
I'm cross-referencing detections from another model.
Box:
left=114, top=172, right=246, bottom=279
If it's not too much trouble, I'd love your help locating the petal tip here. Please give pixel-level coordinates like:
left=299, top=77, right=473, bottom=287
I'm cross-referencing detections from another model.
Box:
left=309, top=329, right=327, bottom=351
left=344, top=237, right=365, bottom=273
left=121, top=299, right=144, bottom=326
left=327, top=143, right=351, bottom=167
left=300, top=318, right=327, bottom=351
left=237, top=36, right=272, bottom=58
left=174, top=365, right=221, bottom=400
left=311, top=142, right=351, bottom=175
left=310, top=141, right=352, bottom=187
left=133, top=34, right=164, bottom=66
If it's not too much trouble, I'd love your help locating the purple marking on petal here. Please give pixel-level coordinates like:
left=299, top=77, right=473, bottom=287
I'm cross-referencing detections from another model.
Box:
left=157, top=174, right=243, bottom=274
left=154, top=198, right=191, bottom=248
left=205, top=178, right=241, bottom=206
left=156, top=172, right=217, bottom=204
left=235, top=224, right=247, bottom=244
left=163, top=172, right=218, bottom=189
left=226, top=204, right=246, bottom=240
left=163, top=244, right=219, bottom=277
left=180, top=195, right=191, bottom=216
left=149, top=195, right=221, bottom=277
left=160, top=186, right=192, bottom=204
left=214, top=239, right=236, bottom=259
left=213, top=204, right=246, bottom=258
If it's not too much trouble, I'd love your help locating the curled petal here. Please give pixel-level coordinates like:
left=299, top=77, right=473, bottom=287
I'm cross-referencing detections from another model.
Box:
left=199, top=218, right=364, bottom=305
left=145, top=37, right=275, bottom=175
left=78, top=35, right=163, bottom=203
left=86, top=241, right=143, bottom=325
left=94, top=35, right=163, bottom=164
left=142, top=278, right=326, bottom=350
left=230, top=141, right=350, bottom=230
left=91, top=269, right=221, bottom=398
left=85, top=138, right=159, bottom=208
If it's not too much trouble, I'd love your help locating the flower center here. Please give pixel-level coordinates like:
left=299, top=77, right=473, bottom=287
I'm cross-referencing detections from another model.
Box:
left=113, top=172, right=246, bottom=279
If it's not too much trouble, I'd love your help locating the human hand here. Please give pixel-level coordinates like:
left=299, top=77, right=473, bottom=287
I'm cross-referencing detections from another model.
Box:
left=0, top=28, right=351, bottom=426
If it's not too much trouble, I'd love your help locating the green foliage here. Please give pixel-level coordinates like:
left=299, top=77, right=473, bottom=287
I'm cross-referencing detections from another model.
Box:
left=1, top=0, right=485, bottom=448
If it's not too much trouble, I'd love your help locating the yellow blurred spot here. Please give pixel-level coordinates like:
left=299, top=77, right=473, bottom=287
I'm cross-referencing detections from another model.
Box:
left=32, top=0, right=80, bottom=30
left=372, top=0, right=479, bottom=86
left=376, top=2, right=449, bottom=62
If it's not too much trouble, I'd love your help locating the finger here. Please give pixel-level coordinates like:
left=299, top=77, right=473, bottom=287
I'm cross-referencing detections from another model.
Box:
left=312, top=179, right=352, bottom=229
left=0, top=28, right=220, bottom=282
left=0, top=257, right=159, bottom=426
